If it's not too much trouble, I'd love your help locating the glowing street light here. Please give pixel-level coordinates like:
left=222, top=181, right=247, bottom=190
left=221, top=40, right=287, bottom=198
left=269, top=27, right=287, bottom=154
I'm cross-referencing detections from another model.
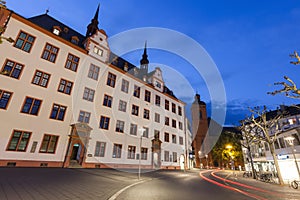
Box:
left=205, top=154, right=208, bottom=169
left=198, top=151, right=202, bottom=169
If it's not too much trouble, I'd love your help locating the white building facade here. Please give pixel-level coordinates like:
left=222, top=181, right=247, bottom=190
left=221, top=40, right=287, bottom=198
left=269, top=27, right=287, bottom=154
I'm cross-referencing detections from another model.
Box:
left=242, top=107, right=300, bottom=183
left=0, top=6, right=187, bottom=169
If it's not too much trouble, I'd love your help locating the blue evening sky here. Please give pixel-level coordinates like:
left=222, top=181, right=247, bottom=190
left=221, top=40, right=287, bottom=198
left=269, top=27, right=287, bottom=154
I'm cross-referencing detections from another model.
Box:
left=6, top=0, right=300, bottom=125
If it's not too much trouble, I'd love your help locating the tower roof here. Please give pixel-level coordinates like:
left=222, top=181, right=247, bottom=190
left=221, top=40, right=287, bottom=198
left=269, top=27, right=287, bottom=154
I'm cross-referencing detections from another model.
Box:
left=86, top=4, right=100, bottom=37
left=193, top=93, right=206, bottom=105
left=140, top=41, right=149, bottom=65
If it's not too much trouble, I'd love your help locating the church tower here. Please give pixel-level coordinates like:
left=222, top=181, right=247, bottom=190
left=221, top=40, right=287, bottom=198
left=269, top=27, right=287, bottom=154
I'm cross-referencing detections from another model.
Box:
left=191, top=93, right=208, bottom=168
left=139, top=41, right=149, bottom=76
left=86, top=4, right=100, bottom=37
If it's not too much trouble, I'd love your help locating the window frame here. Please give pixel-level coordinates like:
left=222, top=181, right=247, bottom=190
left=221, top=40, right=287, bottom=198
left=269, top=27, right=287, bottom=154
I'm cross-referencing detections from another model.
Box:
left=57, top=78, right=73, bottom=95
left=107, top=72, right=116, bottom=88
left=94, top=141, right=106, bottom=157
left=6, top=130, right=31, bottom=152
left=99, top=115, right=110, bottom=130
left=133, top=85, right=141, bottom=98
left=88, top=64, right=100, bottom=80
left=121, top=79, right=129, bottom=93
left=39, top=134, right=59, bottom=154
left=0, top=89, right=12, bottom=110
left=83, top=87, right=95, bottom=102
left=49, top=103, right=67, bottom=121
left=14, top=30, right=35, bottom=53
left=112, top=143, right=122, bottom=158
left=20, top=96, right=42, bottom=116
left=118, top=100, right=127, bottom=112
left=31, top=70, right=51, bottom=88
left=127, top=145, right=136, bottom=159
left=155, top=95, right=161, bottom=106
left=144, top=90, right=151, bottom=102
left=78, top=110, right=91, bottom=123
left=1, top=59, right=24, bottom=79
left=115, top=120, right=125, bottom=133
left=64, top=53, right=80, bottom=72
left=103, top=94, right=113, bottom=108
left=41, top=43, right=59, bottom=63
left=131, top=104, right=139, bottom=116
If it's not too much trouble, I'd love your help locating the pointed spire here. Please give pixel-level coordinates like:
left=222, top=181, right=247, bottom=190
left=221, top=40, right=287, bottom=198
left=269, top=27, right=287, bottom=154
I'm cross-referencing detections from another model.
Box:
left=86, top=4, right=100, bottom=37
left=140, top=41, right=149, bottom=65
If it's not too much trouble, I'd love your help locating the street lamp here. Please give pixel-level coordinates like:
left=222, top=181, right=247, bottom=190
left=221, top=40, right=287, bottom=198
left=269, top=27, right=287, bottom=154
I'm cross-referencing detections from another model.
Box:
left=205, top=154, right=208, bottom=169
left=138, top=128, right=145, bottom=180
left=284, top=136, right=300, bottom=179
left=198, top=151, right=202, bottom=169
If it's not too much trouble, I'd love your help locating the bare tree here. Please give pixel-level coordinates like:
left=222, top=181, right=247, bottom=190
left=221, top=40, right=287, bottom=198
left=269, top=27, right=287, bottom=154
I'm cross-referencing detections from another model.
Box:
left=268, top=51, right=300, bottom=98
left=239, top=119, right=259, bottom=179
left=248, top=106, right=285, bottom=185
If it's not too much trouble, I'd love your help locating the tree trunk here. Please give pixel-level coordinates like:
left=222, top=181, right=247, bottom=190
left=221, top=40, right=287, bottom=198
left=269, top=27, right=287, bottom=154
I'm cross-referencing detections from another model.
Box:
left=269, top=144, right=284, bottom=185
left=247, top=146, right=257, bottom=179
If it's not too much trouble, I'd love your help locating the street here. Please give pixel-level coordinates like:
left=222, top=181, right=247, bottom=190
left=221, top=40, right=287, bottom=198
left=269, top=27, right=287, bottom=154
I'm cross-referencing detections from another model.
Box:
left=0, top=168, right=299, bottom=200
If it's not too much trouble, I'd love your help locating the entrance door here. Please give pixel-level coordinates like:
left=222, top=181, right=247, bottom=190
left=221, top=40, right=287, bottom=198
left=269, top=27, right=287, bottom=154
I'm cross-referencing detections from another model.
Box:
left=70, top=144, right=80, bottom=160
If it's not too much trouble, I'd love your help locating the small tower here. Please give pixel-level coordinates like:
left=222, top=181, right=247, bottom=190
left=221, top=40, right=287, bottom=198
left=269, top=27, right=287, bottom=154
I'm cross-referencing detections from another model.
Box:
left=139, top=41, right=149, bottom=76
left=86, top=4, right=100, bottom=37
left=191, top=93, right=208, bottom=168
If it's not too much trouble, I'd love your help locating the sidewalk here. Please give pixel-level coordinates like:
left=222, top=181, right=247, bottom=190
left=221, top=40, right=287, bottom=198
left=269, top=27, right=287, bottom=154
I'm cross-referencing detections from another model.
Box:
left=225, top=170, right=300, bottom=200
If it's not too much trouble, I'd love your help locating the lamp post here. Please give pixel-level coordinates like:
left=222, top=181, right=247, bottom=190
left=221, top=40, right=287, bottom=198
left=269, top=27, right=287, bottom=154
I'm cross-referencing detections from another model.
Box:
left=198, top=151, right=202, bottom=169
left=138, top=128, right=145, bottom=180
left=284, top=136, right=300, bottom=179
left=205, top=154, right=208, bottom=169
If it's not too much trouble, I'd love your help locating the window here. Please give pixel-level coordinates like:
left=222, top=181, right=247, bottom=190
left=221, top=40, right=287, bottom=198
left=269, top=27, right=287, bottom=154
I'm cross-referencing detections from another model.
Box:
left=164, top=132, right=169, bottom=142
left=172, top=134, right=176, bottom=144
left=14, top=31, right=35, bottom=52
left=155, top=113, right=160, bottom=123
left=112, top=144, right=122, bottom=158
left=127, top=146, right=136, bottom=159
left=58, top=79, right=73, bottom=95
left=154, top=130, right=160, bottom=140
left=93, top=47, right=103, bottom=56
left=95, top=141, right=106, bottom=157
left=172, top=119, right=177, bottom=128
left=118, top=100, right=127, bottom=112
left=292, top=133, right=300, bottom=145
left=121, top=79, right=129, bottom=93
left=78, top=110, right=91, bottom=123
left=178, top=106, right=182, bottom=116
left=179, top=136, right=183, bottom=145
left=132, top=104, right=139, bottom=116
left=143, top=109, right=150, bottom=119
left=164, top=151, right=170, bottom=162
left=264, top=142, right=269, bottom=151
left=88, top=64, right=100, bottom=80
left=278, top=137, right=286, bottom=148
left=165, top=117, right=169, bottom=126
left=141, top=148, right=148, bottom=160
left=172, top=103, right=176, bottom=113
left=83, top=87, right=95, bottom=102
left=130, top=123, right=137, bottom=136
left=173, top=152, right=177, bottom=162
left=179, top=122, right=183, bottom=130
left=21, top=97, right=42, bottom=115
left=143, top=127, right=149, bottom=138
left=0, top=90, right=12, bottom=109
left=107, top=72, right=116, bottom=88
left=116, top=120, right=125, bottom=133
left=274, top=139, right=280, bottom=149
left=103, top=94, right=113, bottom=108
left=50, top=104, right=67, bottom=121
left=39, top=134, right=59, bottom=153
left=165, top=100, right=169, bottom=110
left=100, top=116, right=110, bottom=130
left=52, top=26, right=61, bottom=35
left=155, top=95, right=161, bottom=106
left=1, top=59, right=24, bottom=79
left=71, top=36, right=79, bottom=44
left=65, top=53, right=79, bottom=72
left=133, top=85, right=140, bottom=98
left=7, top=130, right=31, bottom=151
left=41, top=43, right=59, bottom=63
left=144, top=90, right=151, bottom=102
left=32, top=70, right=50, bottom=87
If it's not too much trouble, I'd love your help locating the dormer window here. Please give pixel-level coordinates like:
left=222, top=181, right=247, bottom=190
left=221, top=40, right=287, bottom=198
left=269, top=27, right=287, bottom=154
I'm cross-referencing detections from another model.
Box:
left=71, top=36, right=79, bottom=45
left=93, top=46, right=103, bottom=56
left=52, top=26, right=61, bottom=35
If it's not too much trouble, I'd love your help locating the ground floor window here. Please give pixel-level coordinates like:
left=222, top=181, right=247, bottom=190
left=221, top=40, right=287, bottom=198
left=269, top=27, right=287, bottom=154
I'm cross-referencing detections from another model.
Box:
left=7, top=130, right=31, bottom=151
left=112, top=144, right=122, bottom=158
left=39, top=134, right=59, bottom=153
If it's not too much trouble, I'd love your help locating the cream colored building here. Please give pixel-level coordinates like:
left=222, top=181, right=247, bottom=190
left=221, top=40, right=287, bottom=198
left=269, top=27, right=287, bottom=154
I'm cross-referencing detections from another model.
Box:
left=0, top=6, right=187, bottom=169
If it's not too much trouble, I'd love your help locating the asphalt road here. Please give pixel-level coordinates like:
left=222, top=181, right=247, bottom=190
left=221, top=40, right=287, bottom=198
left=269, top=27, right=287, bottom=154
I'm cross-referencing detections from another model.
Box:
left=0, top=168, right=299, bottom=200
